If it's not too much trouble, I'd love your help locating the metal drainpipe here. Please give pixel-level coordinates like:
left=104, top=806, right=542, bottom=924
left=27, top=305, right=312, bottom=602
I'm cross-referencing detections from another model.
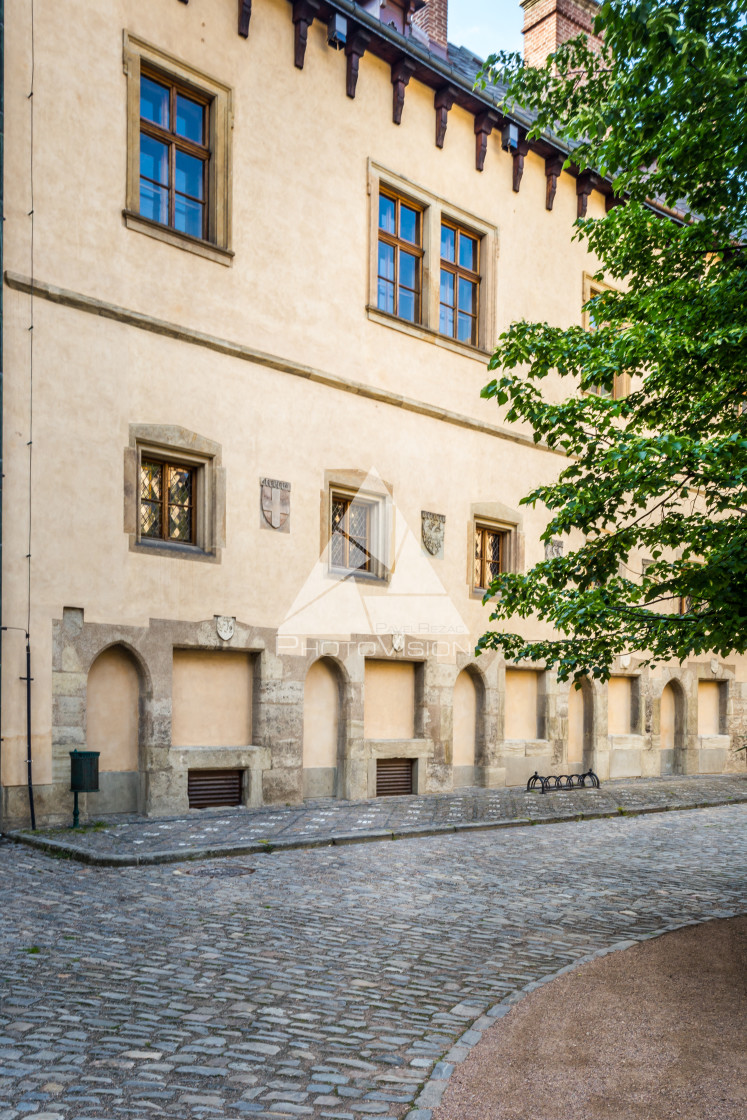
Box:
left=0, top=0, right=5, bottom=828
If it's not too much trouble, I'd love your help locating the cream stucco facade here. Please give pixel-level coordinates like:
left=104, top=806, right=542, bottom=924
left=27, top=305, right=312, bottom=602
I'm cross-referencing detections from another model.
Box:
left=1, top=0, right=744, bottom=828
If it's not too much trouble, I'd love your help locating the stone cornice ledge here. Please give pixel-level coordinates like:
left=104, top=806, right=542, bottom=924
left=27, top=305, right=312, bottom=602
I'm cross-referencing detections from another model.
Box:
left=4, top=271, right=563, bottom=457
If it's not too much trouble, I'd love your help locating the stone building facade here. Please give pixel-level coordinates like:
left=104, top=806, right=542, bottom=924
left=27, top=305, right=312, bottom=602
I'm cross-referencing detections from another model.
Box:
left=1, top=0, right=745, bottom=828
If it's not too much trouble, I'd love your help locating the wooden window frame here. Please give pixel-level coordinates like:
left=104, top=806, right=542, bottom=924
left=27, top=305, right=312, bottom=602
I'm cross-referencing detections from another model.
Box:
left=377, top=188, right=424, bottom=325
left=473, top=522, right=507, bottom=592
left=139, top=68, right=211, bottom=241
left=140, top=457, right=196, bottom=545
left=439, top=219, right=481, bottom=347
left=123, top=33, right=233, bottom=266
left=582, top=272, right=630, bottom=399
left=124, top=424, right=226, bottom=563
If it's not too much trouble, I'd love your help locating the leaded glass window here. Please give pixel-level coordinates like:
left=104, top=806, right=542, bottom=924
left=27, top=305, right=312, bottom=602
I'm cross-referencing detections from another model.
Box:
left=440, top=221, right=480, bottom=346
left=331, top=494, right=372, bottom=573
left=377, top=190, right=423, bottom=324
left=140, top=459, right=194, bottom=544
left=140, top=71, right=210, bottom=240
left=474, top=524, right=505, bottom=590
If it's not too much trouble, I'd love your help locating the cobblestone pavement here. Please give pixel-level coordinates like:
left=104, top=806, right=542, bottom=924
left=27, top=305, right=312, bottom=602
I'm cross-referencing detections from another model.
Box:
left=0, top=804, right=745, bottom=1120
left=8, top=774, right=747, bottom=865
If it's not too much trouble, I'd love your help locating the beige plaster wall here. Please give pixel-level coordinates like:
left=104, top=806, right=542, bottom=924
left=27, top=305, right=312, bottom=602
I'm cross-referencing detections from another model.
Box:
left=364, top=661, right=415, bottom=740
left=2, top=0, right=745, bottom=811
left=698, top=681, right=721, bottom=736
left=567, top=682, right=584, bottom=764
left=661, top=682, right=676, bottom=750
left=302, top=659, right=339, bottom=770
left=608, top=677, right=632, bottom=735
left=504, top=670, right=538, bottom=740
left=171, top=650, right=253, bottom=747
left=453, top=669, right=477, bottom=767
left=86, top=645, right=139, bottom=772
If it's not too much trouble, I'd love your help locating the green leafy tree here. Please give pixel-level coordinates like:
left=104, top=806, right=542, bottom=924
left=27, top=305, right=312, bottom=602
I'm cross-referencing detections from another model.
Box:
left=475, top=0, right=747, bottom=682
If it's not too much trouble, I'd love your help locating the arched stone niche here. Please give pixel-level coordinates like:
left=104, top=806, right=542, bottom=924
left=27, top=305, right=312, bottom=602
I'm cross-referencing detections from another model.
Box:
left=302, top=657, right=344, bottom=798
left=86, top=644, right=143, bottom=813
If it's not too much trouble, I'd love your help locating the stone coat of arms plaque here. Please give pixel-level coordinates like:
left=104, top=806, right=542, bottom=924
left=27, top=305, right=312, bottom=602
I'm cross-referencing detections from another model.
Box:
left=260, top=477, right=291, bottom=531
left=421, top=511, right=445, bottom=559
left=216, top=615, right=235, bottom=641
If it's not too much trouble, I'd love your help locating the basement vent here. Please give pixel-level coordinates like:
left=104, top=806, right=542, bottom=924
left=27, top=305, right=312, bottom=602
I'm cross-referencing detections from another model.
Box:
left=188, top=769, right=242, bottom=809
left=376, top=758, right=414, bottom=797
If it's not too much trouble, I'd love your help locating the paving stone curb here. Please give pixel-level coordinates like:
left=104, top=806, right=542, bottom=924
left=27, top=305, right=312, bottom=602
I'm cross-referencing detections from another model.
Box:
left=403, top=910, right=747, bottom=1119
left=4, top=792, right=746, bottom=866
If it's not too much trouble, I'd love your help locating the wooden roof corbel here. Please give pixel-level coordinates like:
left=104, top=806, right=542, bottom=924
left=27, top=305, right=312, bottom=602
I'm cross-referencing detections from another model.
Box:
left=346, top=27, right=371, bottom=99
left=545, top=154, right=565, bottom=211
left=474, top=111, right=500, bottom=172
left=435, top=86, right=457, bottom=149
left=292, top=0, right=319, bottom=69
left=391, top=58, right=416, bottom=125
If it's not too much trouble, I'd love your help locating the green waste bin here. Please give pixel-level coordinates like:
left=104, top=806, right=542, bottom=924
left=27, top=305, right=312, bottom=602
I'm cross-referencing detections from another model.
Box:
left=69, top=750, right=100, bottom=828
left=70, top=750, right=100, bottom=792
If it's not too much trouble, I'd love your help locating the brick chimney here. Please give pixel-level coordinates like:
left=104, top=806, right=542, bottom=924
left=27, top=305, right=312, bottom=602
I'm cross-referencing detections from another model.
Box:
left=521, top=0, right=601, bottom=67
left=412, top=0, right=448, bottom=54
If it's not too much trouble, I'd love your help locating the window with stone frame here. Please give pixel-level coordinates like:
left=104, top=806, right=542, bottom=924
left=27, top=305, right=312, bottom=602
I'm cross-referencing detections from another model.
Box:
left=123, top=34, right=233, bottom=265
left=377, top=189, right=424, bottom=324
left=140, top=458, right=195, bottom=544
left=473, top=523, right=507, bottom=591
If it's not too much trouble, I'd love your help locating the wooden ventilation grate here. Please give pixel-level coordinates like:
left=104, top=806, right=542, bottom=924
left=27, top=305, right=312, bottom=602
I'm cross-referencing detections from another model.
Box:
left=188, top=769, right=242, bottom=809
left=376, top=758, right=414, bottom=797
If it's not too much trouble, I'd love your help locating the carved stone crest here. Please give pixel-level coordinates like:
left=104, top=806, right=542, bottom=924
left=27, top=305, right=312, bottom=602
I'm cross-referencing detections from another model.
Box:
left=421, top=511, right=445, bottom=558
left=544, top=538, right=564, bottom=560
left=260, top=477, right=290, bottom=531
left=392, top=632, right=405, bottom=653
left=216, top=615, right=235, bottom=641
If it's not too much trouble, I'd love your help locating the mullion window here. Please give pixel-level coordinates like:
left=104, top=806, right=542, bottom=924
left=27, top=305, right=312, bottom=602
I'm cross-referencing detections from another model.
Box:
left=377, top=191, right=423, bottom=324
left=140, top=71, right=209, bottom=240
left=440, top=221, right=480, bottom=345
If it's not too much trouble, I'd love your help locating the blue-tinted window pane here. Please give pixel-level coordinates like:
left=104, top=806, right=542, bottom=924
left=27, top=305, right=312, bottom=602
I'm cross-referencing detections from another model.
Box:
left=458, top=277, right=476, bottom=314
left=399, top=288, right=416, bottom=322
left=379, top=194, right=395, bottom=233
left=140, top=181, right=168, bottom=225
left=175, top=194, right=204, bottom=238
left=400, top=204, right=419, bottom=244
left=441, top=224, right=455, bottom=262
left=399, top=251, right=417, bottom=291
left=440, top=269, right=454, bottom=305
left=378, top=241, right=394, bottom=282
left=175, top=150, right=204, bottom=199
left=440, top=305, right=454, bottom=336
left=457, top=313, right=474, bottom=343
left=140, top=134, right=169, bottom=185
left=176, top=94, right=205, bottom=143
left=459, top=233, right=477, bottom=271
left=141, top=76, right=169, bottom=128
left=378, top=278, right=395, bottom=314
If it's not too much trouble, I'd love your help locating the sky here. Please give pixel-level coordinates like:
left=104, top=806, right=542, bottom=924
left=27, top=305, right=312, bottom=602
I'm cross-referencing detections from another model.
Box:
left=448, top=0, right=524, bottom=59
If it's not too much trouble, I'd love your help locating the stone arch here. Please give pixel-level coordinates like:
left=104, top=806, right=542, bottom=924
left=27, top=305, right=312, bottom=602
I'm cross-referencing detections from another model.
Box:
left=660, top=678, right=687, bottom=774
left=567, top=677, right=593, bottom=769
left=452, top=665, right=487, bottom=786
left=86, top=644, right=144, bottom=813
left=302, top=656, right=345, bottom=799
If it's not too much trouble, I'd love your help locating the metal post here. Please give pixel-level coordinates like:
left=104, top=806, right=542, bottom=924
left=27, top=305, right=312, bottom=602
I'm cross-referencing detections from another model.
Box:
left=72, top=790, right=79, bottom=829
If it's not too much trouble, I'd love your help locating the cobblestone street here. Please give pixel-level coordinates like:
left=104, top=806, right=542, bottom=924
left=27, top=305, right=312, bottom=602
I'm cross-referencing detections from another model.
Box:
left=1, top=804, right=745, bottom=1120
